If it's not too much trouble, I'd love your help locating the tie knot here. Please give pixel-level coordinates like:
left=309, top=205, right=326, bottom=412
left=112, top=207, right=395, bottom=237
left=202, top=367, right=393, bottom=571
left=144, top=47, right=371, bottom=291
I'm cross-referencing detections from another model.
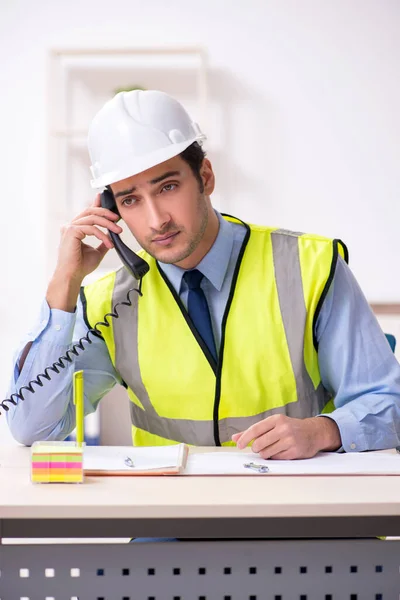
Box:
left=183, top=269, right=204, bottom=290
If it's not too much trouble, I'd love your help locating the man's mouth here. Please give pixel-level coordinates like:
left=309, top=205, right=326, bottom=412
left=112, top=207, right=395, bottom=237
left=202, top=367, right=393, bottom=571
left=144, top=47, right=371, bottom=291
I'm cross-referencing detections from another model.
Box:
left=152, top=232, right=180, bottom=246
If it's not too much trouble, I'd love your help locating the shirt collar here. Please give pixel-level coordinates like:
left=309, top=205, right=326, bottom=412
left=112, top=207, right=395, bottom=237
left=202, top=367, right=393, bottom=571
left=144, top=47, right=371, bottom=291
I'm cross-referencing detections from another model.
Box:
left=158, top=212, right=235, bottom=294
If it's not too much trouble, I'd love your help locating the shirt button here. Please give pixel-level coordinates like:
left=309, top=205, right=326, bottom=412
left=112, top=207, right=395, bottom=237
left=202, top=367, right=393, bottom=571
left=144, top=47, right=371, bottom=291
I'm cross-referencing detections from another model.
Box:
left=350, top=443, right=356, bottom=450
left=54, top=324, right=62, bottom=331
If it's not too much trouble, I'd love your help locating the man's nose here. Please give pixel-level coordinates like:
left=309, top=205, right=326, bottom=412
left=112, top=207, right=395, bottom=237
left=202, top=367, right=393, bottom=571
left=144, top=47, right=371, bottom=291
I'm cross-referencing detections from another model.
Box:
left=147, top=199, right=171, bottom=232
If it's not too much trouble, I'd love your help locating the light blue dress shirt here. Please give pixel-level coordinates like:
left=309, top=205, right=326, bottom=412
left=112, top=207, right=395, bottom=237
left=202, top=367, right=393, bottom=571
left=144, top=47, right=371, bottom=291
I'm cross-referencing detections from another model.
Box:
left=6, top=212, right=400, bottom=451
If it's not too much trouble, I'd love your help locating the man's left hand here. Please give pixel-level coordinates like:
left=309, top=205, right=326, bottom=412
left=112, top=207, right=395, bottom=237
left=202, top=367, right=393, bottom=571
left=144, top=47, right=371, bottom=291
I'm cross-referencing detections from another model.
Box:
left=232, top=415, right=342, bottom=460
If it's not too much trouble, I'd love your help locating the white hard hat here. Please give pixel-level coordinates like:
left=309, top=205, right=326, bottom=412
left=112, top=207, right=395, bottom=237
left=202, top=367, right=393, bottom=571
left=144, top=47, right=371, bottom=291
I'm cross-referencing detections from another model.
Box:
left=88, top=89, right=206, bottom=188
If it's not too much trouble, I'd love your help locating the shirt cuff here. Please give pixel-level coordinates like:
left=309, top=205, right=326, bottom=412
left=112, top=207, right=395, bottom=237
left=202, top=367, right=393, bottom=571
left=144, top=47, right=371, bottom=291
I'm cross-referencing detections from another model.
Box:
left=320, top=410, right=368, bottom=453
left=13, top=301, right=77, bottom=382
left=39, top=306, right=77, bottom=344
left=22, top=300, right=76, bottom=342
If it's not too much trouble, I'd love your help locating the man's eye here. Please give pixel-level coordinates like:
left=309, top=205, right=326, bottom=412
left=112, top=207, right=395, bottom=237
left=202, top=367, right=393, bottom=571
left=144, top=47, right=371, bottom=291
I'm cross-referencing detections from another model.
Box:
left=162, top=183, right=177, bottom=192
left=122, top=197, right=135, bottom=206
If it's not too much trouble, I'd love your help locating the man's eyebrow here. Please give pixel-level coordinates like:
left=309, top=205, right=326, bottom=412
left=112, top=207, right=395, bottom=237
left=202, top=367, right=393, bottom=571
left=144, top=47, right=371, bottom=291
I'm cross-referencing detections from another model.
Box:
left=114, top=186, right=136, bottom=199
left=114, top=171, right=181, bottom=200
left=149, top=170, right=181, bottom=185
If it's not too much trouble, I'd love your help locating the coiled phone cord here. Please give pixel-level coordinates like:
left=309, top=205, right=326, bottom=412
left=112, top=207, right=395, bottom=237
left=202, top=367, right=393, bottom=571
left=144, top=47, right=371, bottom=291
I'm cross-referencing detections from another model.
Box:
left=0, top=281, right=143, bottom=416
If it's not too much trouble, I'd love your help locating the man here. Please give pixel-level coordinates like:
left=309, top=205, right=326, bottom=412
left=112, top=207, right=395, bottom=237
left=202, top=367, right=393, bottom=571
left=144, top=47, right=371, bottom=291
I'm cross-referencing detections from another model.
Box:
left=6, top=90, right=400, bottom=457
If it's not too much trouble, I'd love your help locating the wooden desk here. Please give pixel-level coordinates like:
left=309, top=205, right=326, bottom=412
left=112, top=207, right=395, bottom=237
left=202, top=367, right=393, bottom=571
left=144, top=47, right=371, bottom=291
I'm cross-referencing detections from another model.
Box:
left=1, top=446, right=400, bottom=598
left=1, top=446, right=400, bottom=539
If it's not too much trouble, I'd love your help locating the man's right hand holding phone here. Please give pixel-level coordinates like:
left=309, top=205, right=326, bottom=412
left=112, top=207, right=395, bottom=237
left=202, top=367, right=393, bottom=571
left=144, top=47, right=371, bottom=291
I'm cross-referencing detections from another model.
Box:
left=46, top=193, right=122, bottom=312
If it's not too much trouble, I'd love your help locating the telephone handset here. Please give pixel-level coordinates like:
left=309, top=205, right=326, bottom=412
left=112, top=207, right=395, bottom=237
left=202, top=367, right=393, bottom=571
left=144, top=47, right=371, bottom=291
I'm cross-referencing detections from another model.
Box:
left=100, top=188, right=149, bottom=280
left=0, top=190, right=149, bottom=416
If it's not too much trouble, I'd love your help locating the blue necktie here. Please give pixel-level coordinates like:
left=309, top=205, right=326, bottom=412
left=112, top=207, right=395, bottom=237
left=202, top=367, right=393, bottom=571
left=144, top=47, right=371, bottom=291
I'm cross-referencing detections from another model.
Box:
left=183, top=269, right=217, bottom=362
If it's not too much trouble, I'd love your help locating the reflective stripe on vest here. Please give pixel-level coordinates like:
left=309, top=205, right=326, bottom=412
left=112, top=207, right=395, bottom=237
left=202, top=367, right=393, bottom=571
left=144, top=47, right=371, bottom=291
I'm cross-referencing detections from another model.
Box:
left=83, top=218, right=346, bottom=446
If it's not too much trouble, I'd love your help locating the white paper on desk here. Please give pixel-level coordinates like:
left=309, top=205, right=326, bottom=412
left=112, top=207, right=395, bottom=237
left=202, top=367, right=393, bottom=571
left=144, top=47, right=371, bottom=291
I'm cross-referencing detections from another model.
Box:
left=84, top=445, right=184, bottom=472
left=184, top=451, right=400, bottom=475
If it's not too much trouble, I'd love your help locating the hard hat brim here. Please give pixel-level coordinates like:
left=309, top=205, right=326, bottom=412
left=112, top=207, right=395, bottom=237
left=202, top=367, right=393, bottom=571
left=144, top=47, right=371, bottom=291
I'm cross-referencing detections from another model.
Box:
left=90, top=136, right=203, bottom=189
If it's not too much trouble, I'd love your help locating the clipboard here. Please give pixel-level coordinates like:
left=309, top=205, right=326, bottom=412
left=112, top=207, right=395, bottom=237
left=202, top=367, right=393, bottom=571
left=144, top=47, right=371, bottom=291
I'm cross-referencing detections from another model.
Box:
left=84, top=443, right=189, bottom=476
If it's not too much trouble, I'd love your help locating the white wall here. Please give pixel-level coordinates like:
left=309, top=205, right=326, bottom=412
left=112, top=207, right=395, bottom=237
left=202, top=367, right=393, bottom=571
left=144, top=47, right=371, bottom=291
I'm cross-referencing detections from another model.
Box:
left=0, top=0, right=399, bottom=440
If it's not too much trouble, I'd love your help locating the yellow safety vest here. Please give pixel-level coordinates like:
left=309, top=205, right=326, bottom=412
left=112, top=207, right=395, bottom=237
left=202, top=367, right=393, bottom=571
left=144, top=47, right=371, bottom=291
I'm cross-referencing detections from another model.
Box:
left=82, top=216, right=347, bottom=447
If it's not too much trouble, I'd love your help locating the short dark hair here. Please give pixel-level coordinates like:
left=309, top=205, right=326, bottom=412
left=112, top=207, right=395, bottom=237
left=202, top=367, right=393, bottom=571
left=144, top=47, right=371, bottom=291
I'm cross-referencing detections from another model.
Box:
left=179, top=142, right=206, bottom=192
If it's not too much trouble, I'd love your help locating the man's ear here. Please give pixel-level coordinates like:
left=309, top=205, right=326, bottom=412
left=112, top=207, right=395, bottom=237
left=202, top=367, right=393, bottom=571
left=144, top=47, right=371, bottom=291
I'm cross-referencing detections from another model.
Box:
left=200, top=158, right=215, bottom=195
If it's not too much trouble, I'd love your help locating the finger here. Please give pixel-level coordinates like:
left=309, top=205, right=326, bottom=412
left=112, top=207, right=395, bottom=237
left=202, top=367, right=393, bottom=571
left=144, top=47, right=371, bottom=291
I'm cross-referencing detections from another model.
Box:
left=235, top=417, right=277, bottom=449
left=95, top=242, right=111, bottom=259
left=73, top=214, right=123, bottom=233
left=77, top=206, right=120, bottom=222
left=73, top=225, right=114, bottom=249
left=265, top=448, right=298, bottom=460
left=231, top=432, right=243, bottom=442
left=251, top=427, right=281, bottom=454
left=93, top=193, right=101, bottom=207
left=258, top=438, right=291, bottom=459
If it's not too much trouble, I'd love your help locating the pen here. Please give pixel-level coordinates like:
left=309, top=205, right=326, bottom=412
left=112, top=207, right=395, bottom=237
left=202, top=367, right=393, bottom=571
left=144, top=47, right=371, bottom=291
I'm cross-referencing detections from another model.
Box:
left=73, top=370, right=84, bottom=446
